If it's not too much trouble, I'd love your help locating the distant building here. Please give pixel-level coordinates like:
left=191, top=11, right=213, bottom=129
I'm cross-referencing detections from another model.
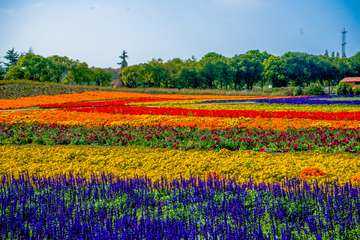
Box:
left=340, top=77, right=360, bottom=89
left=110, top=80, right=118, bottom=88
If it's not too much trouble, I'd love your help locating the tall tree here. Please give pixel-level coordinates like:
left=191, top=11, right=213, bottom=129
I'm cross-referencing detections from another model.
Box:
left=47, top=55, right=71, bottom=83
left=0, top=57, right=5, bottom=80
left=66, top=60, right=90, bottom=85
left=16, top=53, right=52, bottom=82
left=4, top=48, right=20, bottom=68
left=89, top=68, right=112, bottom=86
left=324, top=50, right=329, bottom=57
left=198, top=58, right=220, bottom=89
left=262, top=56, right=288, bottom=88
left=122, top=65, right=145, bottom=88
left=177, top=66, right=203, bottom=89
left=215, top=59, right=233, bottom=89
left=117, top=50, right=129, bottom=69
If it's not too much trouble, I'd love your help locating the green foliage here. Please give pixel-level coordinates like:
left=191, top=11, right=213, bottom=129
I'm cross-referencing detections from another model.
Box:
left=306, top=82, right=325, bottom=95
left=122, top=65, right=145, bottom=88
left=117, top=50, right=129, bottom=69
left=293, top=85, right=303, bottom=96
left=337, top=82, right=353, bottom=95
left=3, top=47, right=20, bottom=68
left=65, top=60, right=90, bottom=85
left=354, top=87, right=360, bottom=95
left=177, top=67, right=203, bottom=89
left=3, top=65, right=24, bottom=80
left=16, top=53, right=52, bottom=82
left=89, top=68, right=112, bottom=86
left=47, top=55, right=71, bottom=83
left=262, top=56, right=288, bottom=88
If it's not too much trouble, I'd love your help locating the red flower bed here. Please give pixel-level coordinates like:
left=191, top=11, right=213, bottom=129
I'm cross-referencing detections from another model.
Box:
left=64, top=105, right=360, bottom=121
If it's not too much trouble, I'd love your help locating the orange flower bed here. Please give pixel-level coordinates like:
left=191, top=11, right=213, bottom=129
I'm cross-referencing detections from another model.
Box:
left=1, top=109, right=359, bottom=131
left=0, top=91, right=293, bottom=110
left=300, top=168, right=329, bottom=180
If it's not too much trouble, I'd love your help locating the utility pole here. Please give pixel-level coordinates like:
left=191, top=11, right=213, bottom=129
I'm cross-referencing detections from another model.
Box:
left=342, top=28, right=347, bottom=58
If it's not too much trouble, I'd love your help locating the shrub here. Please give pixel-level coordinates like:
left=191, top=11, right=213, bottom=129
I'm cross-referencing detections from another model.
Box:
left=293, top=85, right=303, bottom=96
left=306, top=82, right=325, bottom=96
left=354, top=87, right=360, bottom=95
left=337, top=82, right=353, bottom=95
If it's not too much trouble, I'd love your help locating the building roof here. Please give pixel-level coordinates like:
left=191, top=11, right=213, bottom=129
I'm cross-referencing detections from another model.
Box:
left=340, top=77, right=360, bottom=83
left=110, top=80, right=118, bottom=85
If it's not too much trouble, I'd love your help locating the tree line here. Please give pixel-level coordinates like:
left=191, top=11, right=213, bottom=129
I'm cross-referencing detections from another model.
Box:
left=0, top=48, right=112, bottom=86
left=1, top=48, right=360, bottom=90
left=122, top=50, right=360, bottom=90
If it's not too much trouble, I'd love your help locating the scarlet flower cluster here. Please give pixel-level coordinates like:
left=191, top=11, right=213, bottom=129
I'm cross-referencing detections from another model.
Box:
left=300, top=168, right=329, bottom=180
left=206, top=171, right=221, bottom=180
left=65, top=105, right=360, bottom=121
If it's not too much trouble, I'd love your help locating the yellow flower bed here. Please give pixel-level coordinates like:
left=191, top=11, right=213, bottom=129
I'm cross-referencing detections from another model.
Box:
left=1, top=145, right=359, bottom=185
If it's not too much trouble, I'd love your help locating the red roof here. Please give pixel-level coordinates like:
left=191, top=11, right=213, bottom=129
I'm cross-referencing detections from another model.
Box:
left=110, top=80, right=118, bottom=85
left=340, top=77, right=360, bottom=83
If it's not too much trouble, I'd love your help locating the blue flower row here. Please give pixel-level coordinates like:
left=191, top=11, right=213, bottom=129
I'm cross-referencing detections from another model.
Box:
left=1, top=172, right=360, bottom=239
left=202, top=95, right=360, bottom=105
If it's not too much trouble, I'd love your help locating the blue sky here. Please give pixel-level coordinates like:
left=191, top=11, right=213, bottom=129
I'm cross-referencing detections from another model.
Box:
left=1, top=0, right=359, bottom=68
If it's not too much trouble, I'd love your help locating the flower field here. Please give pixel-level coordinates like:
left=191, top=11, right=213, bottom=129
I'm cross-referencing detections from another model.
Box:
left=2, top=88, right=360, bottom=239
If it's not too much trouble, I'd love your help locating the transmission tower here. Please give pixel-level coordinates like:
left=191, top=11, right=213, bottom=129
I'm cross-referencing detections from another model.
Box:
left=342, top=27, right=347, bottom=58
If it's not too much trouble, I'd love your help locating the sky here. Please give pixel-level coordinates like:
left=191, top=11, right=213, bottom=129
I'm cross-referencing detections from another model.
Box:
left=1, top=0, right=359, bottom=68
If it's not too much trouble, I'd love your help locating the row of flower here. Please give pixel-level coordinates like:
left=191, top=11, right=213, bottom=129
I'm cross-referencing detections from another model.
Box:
left=1, top=145, right=360, bottom=185
left=38, top=96, right=360, bottom=113
left=1, top=122, right=360, bottom=153
left=0, top=90, right=279, bottom=110
left=2, top=109, right=359, bottom=130
left=202, top=95, right=360, bottom=105
left=65, top=105, right=360, bottom=121
left=2, top=172, right=360, bottom=239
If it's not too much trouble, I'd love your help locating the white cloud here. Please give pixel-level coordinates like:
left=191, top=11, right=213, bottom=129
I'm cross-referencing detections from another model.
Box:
left=29, top=2, right=45, bottom=8
left=0, top=8, right=14, bottom=13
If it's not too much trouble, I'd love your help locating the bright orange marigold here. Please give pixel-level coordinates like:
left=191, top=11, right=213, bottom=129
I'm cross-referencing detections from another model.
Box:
left=300, top=168, right=328, bottom=180
left=206, top=171, right=221, bottom=180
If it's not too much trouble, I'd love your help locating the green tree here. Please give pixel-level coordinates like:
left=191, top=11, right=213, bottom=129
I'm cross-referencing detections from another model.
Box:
left=89, top=68, right=112, bottom=86
left=177, top=66, right=203, bottom=89
left=4, top=48, right=20, bottom=68
left=324, top=49, right=329, bottom=58
left=147, top=59, right=165, bottom=88
left=16, top=53, right=52, bottom=82
left=198, top=58, right=220, bottom=89
left=215, top=59, right=233, bottom=89
left=350, top=51, right=360, bottom=76
left=337, top=82, right=353, bottom=95
left=117, top=50, right=129, bottom=69
left=0, top=57, right=6, bottom=80
left=66, top=60, right=90, bottom=85
left=331, top=51, right=335, bottom=58
left=162, top=58, right=182, bottom=88
left=262, top=56, right=288, bottom=88
left=47, top=55, right=71, bottom=83
left=306, top=82, right=325, bottom=95
left=3, top=65, right=24, bottom=80
left=122, top=65, right=145, bottom=88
